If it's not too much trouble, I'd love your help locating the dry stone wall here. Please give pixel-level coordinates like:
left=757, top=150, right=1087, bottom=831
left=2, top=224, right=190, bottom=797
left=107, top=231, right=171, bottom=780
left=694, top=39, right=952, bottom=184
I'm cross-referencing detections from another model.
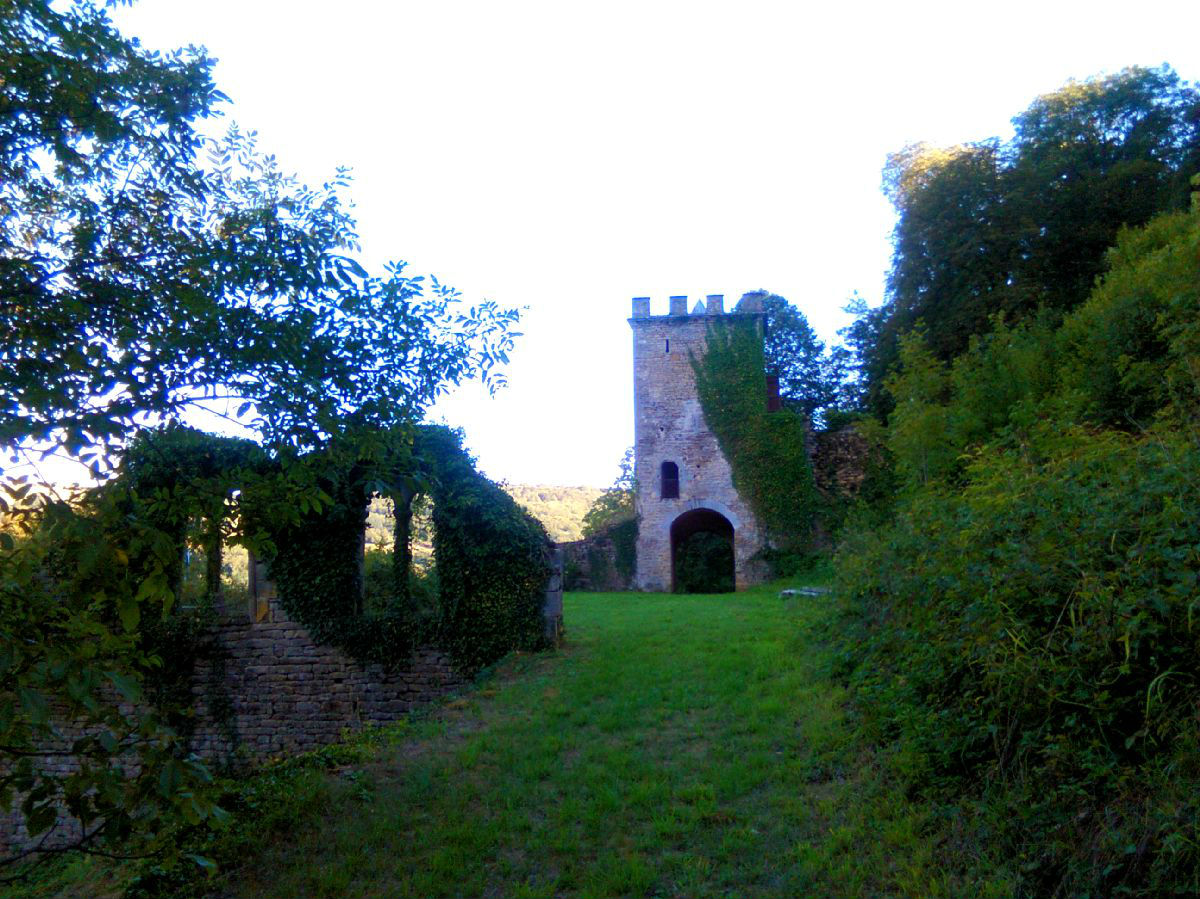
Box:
left=189, top=592, right=465, bottom=761
left=0, top=590, right=466, bottom=854
left=560, top=531, right=635, bottom=591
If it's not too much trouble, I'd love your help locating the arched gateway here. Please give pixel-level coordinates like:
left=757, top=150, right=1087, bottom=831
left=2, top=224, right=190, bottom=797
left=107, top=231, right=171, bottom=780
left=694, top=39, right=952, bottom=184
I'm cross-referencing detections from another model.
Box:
left=629, top=294, right=769, bottom=592
left=670, top=507, right=734, bottom=593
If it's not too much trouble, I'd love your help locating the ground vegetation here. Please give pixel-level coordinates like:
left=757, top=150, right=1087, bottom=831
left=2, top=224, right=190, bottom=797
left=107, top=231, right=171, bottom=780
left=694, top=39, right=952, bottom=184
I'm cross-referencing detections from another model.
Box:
left=0, top=0, right=521, bottom=873
left=832, top=66, right=1200, bottom=894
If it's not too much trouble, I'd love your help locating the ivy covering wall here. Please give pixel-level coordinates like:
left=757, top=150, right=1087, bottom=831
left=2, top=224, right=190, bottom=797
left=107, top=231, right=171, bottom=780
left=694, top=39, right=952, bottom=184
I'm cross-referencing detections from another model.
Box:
left=691, top=318, right=816, bottom=552
left=120, top=424, right=555, bottom=677
left=418, top=427, right=552, bottom=672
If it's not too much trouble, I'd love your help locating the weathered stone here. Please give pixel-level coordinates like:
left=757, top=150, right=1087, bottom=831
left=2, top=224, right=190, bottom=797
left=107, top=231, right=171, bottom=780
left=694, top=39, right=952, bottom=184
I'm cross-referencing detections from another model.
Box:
left=629, top=295, right=769, bottom=591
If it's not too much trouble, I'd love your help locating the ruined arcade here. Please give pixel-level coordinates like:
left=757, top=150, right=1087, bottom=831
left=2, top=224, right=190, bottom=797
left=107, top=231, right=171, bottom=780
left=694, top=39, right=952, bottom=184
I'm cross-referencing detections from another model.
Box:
left=630, top=293, right=769, bottom=591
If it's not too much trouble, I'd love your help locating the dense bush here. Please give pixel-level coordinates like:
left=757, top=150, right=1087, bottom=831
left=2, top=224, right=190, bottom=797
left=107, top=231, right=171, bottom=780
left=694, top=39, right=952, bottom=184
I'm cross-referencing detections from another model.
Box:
left=836, top=425, right=1200, bottom=894
left=1059, top=202, right=1200, bottom=429
left=419, top=427, right=552, bottom=673
left=836, top=196, right=1200, bottom=895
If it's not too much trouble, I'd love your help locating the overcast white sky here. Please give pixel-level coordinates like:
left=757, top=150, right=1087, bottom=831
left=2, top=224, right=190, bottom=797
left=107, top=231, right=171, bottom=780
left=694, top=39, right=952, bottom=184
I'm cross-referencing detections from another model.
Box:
left=107, top=0, right=1198, bottom=487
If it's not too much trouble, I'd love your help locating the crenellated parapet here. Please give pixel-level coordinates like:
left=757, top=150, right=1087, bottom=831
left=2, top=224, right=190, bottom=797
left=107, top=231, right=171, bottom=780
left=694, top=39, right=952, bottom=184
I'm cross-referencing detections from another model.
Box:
left=629, top=293, right=761, bottom=320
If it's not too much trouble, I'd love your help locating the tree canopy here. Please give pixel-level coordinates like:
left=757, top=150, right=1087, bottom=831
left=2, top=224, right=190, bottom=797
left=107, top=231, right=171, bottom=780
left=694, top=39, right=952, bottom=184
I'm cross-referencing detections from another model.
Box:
left=580, top=447, right=636, bottom=538
left=1, top=0, right=518, bottom=467
left=0, top=0, right=523, bottom=871
left=854, top=65, right=1200, bottom=419
left=740, top=290, right=846, bottom=425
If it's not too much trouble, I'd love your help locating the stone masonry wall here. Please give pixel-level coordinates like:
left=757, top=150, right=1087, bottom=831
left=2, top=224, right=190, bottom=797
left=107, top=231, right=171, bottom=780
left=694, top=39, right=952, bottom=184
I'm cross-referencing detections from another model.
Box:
left=560, top=530, right=635, bottom=591
left=629, top=294, right=769, bottom=591
left=3, top=532, right=564, bottom=855
left=0, top=595, right=466, bottom=854
left=189, top=593, right=466, bottom=762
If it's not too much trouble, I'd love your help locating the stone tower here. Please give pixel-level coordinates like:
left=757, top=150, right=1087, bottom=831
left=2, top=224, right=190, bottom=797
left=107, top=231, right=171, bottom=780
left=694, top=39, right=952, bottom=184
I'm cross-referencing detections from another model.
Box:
left=629, top=293, right=769, bottom=591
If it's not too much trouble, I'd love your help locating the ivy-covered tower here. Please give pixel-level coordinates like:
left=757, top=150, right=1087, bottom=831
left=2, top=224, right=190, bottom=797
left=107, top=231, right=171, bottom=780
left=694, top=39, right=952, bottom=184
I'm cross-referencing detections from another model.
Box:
left=629, top=294, right=769, bottom=591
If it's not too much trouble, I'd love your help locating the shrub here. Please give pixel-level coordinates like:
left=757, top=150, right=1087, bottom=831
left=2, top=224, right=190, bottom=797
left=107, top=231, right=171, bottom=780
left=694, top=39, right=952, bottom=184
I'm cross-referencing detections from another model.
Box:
left=835, top=424, right=1200, bottom=895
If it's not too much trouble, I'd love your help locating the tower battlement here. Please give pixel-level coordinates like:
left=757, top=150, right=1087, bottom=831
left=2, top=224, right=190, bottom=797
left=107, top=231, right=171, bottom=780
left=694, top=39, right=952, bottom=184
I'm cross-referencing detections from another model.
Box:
left=629, top=293, right=762, bottom=320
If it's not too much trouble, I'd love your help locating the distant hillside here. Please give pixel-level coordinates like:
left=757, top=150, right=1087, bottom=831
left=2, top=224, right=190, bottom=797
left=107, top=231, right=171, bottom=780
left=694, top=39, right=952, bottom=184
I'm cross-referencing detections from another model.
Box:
left=365, top=485, right=603, bottom=549
left=503, top=484, right=604, bottom=543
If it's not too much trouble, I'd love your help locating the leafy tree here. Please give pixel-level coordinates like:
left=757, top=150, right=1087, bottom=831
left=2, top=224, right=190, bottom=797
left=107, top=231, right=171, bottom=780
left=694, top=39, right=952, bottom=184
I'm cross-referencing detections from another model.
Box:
left=881, top=141, right=1015, bottom=362
left=581, top=447, right=636, bottom=537
left=1059, top=181, right=1200, bottom=429
left=835, top=175, right=1200, bottom=898
left=834, top=291, right=891, bottom=420
left=855, top=65, right=1200, bottom=417
left=0, top=0, right=520, bottom=871
left=741, top=290, right=847, bottom=425
left=1, top=16, right=516, bottom=458
left=881, top=330, right=955, bottom=489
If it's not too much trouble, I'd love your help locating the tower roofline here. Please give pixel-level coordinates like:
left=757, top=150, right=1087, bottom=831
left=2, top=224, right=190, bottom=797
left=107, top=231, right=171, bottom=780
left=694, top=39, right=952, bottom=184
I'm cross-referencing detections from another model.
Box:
left=629, top=293, right=764, bottom=324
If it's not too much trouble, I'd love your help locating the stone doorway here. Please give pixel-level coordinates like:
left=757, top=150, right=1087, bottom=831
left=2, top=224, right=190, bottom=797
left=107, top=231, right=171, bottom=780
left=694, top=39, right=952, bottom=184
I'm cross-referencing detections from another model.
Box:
left=670, top=508, right=735, bottom=593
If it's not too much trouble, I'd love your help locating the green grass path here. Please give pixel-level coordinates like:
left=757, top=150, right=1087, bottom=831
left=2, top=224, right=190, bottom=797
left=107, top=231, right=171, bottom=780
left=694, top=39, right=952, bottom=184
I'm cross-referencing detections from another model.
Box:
left=226, top=583, right=948, bottom=898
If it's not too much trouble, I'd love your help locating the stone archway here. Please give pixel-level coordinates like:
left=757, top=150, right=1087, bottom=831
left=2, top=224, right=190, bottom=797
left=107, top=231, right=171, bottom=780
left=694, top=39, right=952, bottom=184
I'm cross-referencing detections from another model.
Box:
left=669, top=507, right=735, bottom=593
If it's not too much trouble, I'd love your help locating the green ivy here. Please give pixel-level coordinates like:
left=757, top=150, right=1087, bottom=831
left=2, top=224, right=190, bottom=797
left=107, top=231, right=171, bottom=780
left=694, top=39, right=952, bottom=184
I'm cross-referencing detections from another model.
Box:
left=608, top=518, right=637, bottom=583
left=121, top=423, right=553, bottom=681
left=418, top=426, right=552, bottom=673
left=257, top=426, right=552, bottom=674
left=254, top=458, right=421, bottom=670
left=691, top=317, right=817, bottom=550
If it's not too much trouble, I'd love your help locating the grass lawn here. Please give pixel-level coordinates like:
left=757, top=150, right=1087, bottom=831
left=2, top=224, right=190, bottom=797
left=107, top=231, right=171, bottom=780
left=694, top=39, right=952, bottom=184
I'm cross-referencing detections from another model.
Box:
left=14, top=579, right=1009, bottom=898
left=215, top=579, right=978, bottom=898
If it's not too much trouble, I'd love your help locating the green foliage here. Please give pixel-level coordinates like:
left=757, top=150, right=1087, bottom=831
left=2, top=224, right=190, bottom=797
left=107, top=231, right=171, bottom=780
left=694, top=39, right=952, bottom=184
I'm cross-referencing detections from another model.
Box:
left=745, top=290, right=848, bottom=423
left=243, top=425, right=552, bottom=675
left=836, top=426, right=1200, bottom=895
left=608, top=517, right=638, bottom=583
left=503, top=484, right=604, bottom=543
left=853, top=65, right=1200, bottom=417
left=1059, top=192, right=1200, bottom=429
left=883, top=318, right=1060, bottom=490
left=122, top=728, right=390, bottom=899
left=0, top=0, right=526, bottom=871
left=2, top=0, right=519, bottom=460
left=837, top=182, right=1200, bottom=896
left=419, top=427, right=552, bottom=674
left=585, top=544, right=611, bottom=584
left=881, top=330, right=955, bottom=488
left=691, top=318, right=816, bottom=550
left=581, top=448, right=637, bottom=538
left=0, top=492, right=224, bottom=870
left=256, top=457, right=422, bottom=670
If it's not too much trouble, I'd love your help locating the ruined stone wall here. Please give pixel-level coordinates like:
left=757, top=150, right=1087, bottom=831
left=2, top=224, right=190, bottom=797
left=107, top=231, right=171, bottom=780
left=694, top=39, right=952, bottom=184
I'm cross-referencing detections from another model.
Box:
left=560, top=529, right=635, bottom=592
left=3, top=521, right=566, bottom=855
left=188, top=593, right=466, bottom=762
left=0, top=595, right=466, bottom=854
left=629, top=294, right=768, bottom=591
left=812, top=425, right=874, bottom=498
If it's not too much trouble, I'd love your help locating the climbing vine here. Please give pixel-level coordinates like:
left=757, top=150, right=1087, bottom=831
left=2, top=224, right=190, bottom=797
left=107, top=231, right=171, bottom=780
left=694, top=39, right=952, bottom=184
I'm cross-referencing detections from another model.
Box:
left=108, top=426, right=260, bottom=748
left=119, top=423, right=555, bottom=681
left=608, top=518, right=637, bottom=583
left=691, top=318, right=817, bottom=551
left=248, top=454, right=421, bottom=670
left=239, top=425, right=552, bottom=674
left=418, top=427, right=552, bottom=673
